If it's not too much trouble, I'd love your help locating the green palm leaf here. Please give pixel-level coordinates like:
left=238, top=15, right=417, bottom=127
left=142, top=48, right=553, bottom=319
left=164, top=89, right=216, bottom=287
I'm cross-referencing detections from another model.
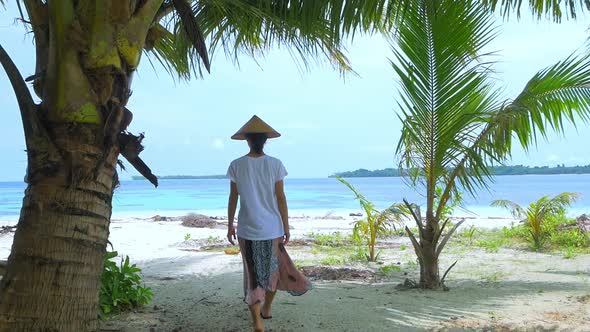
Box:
left=482, top=0, right=590, bottom=21
left=490, top=199, right=526, bottom=219
left=149, top=0, right=401, bottom=79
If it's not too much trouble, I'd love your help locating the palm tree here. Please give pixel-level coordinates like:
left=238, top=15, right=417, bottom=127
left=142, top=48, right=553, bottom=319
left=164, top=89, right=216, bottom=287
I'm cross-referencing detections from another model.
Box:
left=0, top=1, right=399, bottom=330
left=492, top=192, right=580, bottom=250
left=337, top=176, right=404, bottom=261
left=392, top=0, right=590, bottom=289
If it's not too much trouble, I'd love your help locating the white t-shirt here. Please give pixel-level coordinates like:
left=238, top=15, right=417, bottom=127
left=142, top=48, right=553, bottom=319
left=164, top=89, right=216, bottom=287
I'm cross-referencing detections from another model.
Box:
left=226, top=155, right=288, bottom=240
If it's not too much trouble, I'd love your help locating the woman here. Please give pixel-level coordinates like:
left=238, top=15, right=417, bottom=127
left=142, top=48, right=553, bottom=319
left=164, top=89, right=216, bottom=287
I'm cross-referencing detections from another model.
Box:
left=226, top=115, right=310, bottom=332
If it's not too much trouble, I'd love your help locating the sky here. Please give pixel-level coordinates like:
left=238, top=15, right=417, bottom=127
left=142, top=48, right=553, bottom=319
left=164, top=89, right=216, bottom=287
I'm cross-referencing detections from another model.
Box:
left=1, top=4, right=590, bottom=181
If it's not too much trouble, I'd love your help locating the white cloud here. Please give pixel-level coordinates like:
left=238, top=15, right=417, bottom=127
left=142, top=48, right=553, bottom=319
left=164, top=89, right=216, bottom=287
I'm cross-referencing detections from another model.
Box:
left=546, top=154, right=559, bottom=162
left=212, top=139, right=224, bottom=150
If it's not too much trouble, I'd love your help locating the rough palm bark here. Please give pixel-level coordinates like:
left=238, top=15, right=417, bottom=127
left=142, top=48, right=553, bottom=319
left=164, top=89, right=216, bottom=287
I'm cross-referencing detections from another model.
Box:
left=0, top=129, right=118, bottom=331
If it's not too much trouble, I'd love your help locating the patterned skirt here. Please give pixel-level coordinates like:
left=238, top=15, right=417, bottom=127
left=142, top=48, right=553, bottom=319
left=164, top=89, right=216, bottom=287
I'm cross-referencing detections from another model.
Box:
left=238, top=237, right=311, bottom=305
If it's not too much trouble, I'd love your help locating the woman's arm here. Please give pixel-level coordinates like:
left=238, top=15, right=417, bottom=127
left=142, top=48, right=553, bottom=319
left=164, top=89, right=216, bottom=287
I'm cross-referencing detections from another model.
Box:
left=275, top=180, right=290, bottom=245
left=227, top=181, right=238, bottom=245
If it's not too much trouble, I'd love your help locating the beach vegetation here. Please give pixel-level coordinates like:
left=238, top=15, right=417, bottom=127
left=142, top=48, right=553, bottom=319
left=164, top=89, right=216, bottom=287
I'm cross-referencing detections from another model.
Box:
left=349, top=246, right=369, bottom=261
left=458, top=225, right=478, bottom=245
left=492, top=192, right=581, bottom=250
left=563, top=246, right=579, bottom=259
left=380, top=264, right=403, bottom=274
left=336, top=177, right=405, bottom=261
left=307, top=231, right=348, bottom=246
left=320, top=256, right=347, bottom=266
left=184, top=233, right=191, bottom=241
left=393, top=0, right=590, bottom=290
left=475, top=238, right=503, bottom=253
left=100, top=252, right=152, bottom=318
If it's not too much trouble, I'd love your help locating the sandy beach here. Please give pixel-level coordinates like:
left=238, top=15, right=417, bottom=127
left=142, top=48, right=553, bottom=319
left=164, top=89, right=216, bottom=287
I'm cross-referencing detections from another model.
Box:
left=1, top=211, right=589, bottom=331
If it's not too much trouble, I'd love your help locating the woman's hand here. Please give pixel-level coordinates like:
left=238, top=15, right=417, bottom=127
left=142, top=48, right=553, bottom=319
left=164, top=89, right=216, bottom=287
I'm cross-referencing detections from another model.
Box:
left=227, top=225, right=237, bottom=245
left=283, top=231, right=290, bottom=245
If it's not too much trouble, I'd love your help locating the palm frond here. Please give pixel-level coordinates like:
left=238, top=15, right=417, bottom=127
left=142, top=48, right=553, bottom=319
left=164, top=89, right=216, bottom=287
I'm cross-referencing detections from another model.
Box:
left=171, top=0, right=210, bottom=72
left=490, top=199, right=526, bottom=219
left=503, top=55, right=590, bottom=150
left=149, top=0, right=401, bottom=79
left=336, top=176, right=375, bottom=216
left=482, top=0, right=590, bottom=22
left=540, top=191, right=580, bottom=215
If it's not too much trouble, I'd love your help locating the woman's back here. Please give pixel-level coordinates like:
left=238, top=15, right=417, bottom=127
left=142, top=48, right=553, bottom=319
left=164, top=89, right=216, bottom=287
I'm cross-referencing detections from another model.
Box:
left=227, top=154, right=287, bottom=240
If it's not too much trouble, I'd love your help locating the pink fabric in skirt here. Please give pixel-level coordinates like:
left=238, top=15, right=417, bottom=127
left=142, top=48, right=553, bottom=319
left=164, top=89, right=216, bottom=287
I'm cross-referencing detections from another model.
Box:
left=238, top=237, right=311, bottom=305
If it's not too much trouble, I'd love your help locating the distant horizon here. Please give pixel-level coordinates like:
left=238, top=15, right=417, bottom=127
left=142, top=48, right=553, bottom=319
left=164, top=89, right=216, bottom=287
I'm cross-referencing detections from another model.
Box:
left=117, top=163, right=590, bottom=182
left=1, top=162, right=589, bottom=182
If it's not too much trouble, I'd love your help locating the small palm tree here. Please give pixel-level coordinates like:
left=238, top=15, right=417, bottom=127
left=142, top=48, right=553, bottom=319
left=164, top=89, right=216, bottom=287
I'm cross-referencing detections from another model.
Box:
left=337, top=176, right=404, bottom=261
left=492, top=192, right=580, bottom=250
left=392, top=0, right=590, bottom=289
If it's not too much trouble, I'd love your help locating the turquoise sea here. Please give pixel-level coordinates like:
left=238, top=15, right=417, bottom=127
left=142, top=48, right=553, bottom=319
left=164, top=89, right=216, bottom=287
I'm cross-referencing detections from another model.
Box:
left=1, top=175, right=589, bottom=219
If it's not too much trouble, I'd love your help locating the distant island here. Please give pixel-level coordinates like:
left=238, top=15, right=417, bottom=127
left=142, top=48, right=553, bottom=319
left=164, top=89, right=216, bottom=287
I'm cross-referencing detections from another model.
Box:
left=331, top=164, right=590, bottom=178
left=132, top=175, right=227, bottom=180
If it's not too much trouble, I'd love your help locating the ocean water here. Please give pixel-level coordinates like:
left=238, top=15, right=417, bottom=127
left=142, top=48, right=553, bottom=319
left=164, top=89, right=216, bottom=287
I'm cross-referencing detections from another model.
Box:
left=1, top=175, right=589, bottom=219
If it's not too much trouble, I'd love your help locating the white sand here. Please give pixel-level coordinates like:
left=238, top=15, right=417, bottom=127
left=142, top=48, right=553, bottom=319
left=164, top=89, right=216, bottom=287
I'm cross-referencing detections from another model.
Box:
left=1, top=211, right=589, bottom=331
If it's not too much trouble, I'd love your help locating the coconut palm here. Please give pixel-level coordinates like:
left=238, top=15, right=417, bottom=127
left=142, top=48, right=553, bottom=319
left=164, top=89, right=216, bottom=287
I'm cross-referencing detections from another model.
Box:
left=492, top=192, right=580, bottom=250
left=0, top=1, right=399, bottom=330
left=337, top=176, right=404, bottom=261
left=392, top=0, right=590, bottom=289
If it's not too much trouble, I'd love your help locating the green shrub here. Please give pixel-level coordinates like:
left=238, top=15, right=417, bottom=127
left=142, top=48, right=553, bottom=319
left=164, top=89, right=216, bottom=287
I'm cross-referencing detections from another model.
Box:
left=459, top=225, right=478, bottom=245
left=475, top=239, right=503, bottom=253
left=551, top=230, right=589, bottom=248
left=563, top=246, right=579, bottom=259
left=100, top=251, right=153, bottom=317
left=184, top=233, right=191, bottom=241
left=307, top=232, right=347, bottom=246
left=380, top=264, right=402, bottom=274
left=501, top=223, right=528, bottom=239
left=349, top=246, right=367, bottom=261
left=400, top=244, right=407, bottom=251
left=320, top=256, right=346, bottom=266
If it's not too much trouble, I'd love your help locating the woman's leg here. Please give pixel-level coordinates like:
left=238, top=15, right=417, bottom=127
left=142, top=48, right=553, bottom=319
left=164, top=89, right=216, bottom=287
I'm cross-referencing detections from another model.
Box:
left=248, top=303, right=264, bottom=331
left=261, top=291, right=276, bottom=318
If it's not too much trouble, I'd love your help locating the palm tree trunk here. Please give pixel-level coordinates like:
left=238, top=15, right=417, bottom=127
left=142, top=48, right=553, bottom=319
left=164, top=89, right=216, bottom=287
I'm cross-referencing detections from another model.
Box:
left=417, top=241, right=440, bottom=288
left=0, top=3, right=162, bottom=328
left=0, top=125, right=118, bottom=332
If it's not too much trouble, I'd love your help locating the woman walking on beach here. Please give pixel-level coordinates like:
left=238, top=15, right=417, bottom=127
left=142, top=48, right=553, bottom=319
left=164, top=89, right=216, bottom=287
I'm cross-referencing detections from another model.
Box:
left=226, top=115, right=310, bottom=332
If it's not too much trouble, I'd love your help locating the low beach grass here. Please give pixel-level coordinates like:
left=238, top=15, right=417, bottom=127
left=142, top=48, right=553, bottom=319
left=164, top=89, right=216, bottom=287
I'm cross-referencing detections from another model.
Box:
left=450, top=214, right=589, bottom=258
left=295, top=212, right=589, bottom=275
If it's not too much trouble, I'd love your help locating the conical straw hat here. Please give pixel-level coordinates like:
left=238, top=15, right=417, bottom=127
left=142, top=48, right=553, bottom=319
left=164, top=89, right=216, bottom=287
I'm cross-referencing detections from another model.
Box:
left=231, top=115, right=281, bottom=140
